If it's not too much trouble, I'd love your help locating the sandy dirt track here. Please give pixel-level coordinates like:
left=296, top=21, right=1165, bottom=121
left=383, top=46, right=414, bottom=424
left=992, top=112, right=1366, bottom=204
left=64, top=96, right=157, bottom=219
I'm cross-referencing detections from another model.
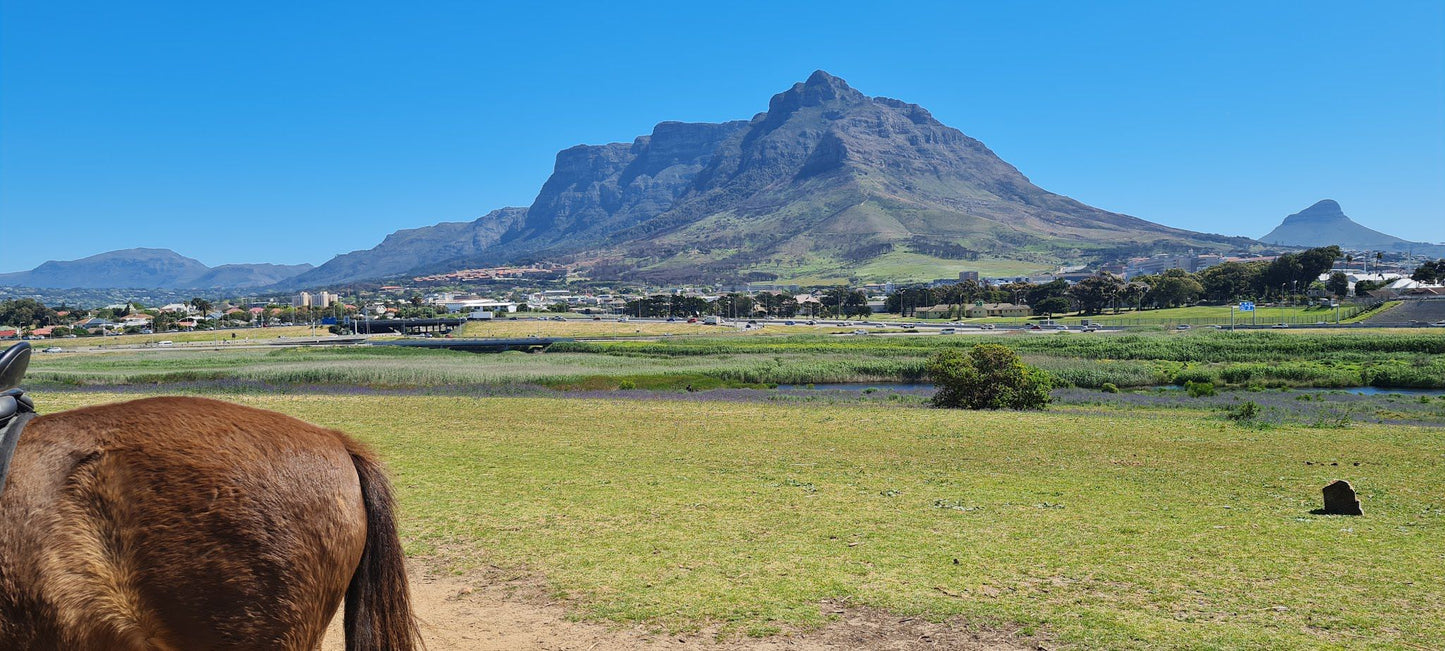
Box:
left=321, top=564, right=1040, bottom=650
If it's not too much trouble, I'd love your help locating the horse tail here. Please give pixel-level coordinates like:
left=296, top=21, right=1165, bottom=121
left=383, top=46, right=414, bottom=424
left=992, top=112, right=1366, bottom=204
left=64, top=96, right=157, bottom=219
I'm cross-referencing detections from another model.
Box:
left=343, top=444, right=421, bottom=651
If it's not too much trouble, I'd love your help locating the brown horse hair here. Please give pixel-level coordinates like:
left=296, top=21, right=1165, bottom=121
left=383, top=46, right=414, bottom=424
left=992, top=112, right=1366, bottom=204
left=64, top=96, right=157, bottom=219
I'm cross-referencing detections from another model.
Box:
left=344, top=442, right=422, bottom=651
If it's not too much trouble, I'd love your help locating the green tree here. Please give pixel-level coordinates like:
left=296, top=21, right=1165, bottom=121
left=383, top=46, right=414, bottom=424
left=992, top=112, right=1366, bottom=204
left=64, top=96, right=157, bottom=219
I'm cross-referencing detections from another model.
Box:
left=1024, top=280, right=1069, bottom=307
left=1326, top=272, right=1350, bottom=297
left=1296, top=245, right=1342, bottom=283
left=1411, top=259, right=1445, bottom=284
left=1199, top=261, right=1266, bottom=302
left=927, top=344, right=1053, bottom=410
left=1146, top=269, right=1204, bottom=307
left=0, top=298, right=56, bottom=328
left=1068, top=272, right=1124, bottom=315
left=1353, top=279, right=1382, bottom=295
left=1032, top=296, right=1072, bottom=316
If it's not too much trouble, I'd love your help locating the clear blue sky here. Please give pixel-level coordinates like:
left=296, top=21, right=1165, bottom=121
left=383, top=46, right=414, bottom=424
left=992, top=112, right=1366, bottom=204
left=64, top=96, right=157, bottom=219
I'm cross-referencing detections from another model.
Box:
left=2, top=1, right=1442, bottom=272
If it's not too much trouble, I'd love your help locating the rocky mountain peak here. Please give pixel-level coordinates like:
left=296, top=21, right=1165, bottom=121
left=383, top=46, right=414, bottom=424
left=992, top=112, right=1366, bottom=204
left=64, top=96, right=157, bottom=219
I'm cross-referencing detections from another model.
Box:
left=1283, top=199, right=1347, bottom=224
left=766, top=70, right=867, bottom=118
left=1261, top=200, right=1440, bottom=254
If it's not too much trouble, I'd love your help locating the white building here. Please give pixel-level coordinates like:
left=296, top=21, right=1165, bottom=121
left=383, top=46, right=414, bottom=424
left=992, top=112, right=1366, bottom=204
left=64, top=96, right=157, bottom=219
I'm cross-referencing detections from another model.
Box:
left=292, top=291, right=339, bottom=308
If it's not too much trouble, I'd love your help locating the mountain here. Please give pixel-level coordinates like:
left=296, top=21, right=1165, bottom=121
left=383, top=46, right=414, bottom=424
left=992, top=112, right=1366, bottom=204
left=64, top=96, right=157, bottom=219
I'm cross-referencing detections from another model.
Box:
left=1260, top=200, right=1444, bottom=255
left=285, top=207, right=526, bottom=288
left=188, top=263, right=317, bottom=289
left=0, top=248, right=312, bottom=289
left=293, top=71, right=1257, bottom=286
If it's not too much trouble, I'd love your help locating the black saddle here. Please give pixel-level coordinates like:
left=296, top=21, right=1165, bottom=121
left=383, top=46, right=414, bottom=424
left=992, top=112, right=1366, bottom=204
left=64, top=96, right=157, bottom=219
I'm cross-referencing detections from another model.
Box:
left=0, top=342, right=35, bottom=495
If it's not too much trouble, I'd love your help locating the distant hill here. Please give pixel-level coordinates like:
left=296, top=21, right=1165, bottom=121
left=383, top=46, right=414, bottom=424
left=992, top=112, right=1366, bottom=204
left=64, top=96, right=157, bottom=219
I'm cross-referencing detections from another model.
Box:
left=287, top=71, right=1254, bottom=287
left=0, top=248, right=312, bottom=289
left=282, top=207, right=526, bottom=288
left=1261, top=200, right=1444, bottom=255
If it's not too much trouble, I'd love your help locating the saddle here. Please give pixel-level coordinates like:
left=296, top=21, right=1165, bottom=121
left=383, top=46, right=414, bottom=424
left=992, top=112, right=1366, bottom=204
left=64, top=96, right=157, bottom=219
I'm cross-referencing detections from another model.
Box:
left=0, top=342, right=35, bottom=495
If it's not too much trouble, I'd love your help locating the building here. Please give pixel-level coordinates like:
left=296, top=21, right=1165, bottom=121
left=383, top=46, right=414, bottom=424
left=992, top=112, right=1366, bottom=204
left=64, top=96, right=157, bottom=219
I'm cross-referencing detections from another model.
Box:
left=965, top=303, right=1031, bottom=318
left=292, top=291, right=339, bottom=308
left=958, top=271, right=979, bottom=282
left=916, top=304, right=956, bottom=319
left=1124, top=253, right=1228, bottom=278
left=443, top=299, right=518, bottom=314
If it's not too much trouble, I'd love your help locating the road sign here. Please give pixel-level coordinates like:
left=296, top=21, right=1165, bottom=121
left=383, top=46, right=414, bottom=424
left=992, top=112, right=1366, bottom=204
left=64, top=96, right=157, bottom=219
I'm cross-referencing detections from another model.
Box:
left=1239, top=301, right=1255, bottom=312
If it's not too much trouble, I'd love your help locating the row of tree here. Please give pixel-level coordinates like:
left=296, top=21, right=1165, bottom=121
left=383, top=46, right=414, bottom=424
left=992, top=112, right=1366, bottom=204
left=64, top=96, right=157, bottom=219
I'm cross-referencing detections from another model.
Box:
left=620, top=289, right=873, bottom=319
left=884, top=246, right=1348, bottom=317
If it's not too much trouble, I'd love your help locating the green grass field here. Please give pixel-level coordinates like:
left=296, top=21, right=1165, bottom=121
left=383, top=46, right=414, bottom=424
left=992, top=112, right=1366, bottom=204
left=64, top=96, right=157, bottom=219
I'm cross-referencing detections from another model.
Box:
left=34, top=391, right=1445, bottom=649
left=896, top=303, right=1381, bottom=327
left=25, top=325, right=333, bottom=348
left=24, top=329, right=1445, bottom=390
left=456, top=319, right=831, bottom=339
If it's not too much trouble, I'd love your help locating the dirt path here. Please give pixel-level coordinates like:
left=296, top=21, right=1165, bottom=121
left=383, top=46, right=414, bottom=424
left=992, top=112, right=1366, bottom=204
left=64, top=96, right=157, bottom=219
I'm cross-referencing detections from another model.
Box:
left=322, top=564, right=1039, bottom=650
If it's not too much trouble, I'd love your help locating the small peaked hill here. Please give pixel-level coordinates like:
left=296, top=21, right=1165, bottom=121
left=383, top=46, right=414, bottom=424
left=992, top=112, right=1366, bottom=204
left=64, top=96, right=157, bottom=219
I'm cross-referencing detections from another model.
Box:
left=1261, top=200, right=1443, bottom=255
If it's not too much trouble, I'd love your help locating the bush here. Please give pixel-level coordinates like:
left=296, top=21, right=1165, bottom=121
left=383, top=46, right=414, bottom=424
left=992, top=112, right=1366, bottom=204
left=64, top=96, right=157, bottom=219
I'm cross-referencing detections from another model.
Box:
left=1101, top=382, right=1119, bottom=394
left=1226, top=401, right=1261, bottom=422
left=1185, top=380, right=1217, bottom=398
left=927, top=344, right=1053, bottom=410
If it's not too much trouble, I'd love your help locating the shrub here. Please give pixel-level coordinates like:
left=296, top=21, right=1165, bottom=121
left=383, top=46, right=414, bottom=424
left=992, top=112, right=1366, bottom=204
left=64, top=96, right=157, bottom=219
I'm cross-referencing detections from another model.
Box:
left=1185, top=380, right=1217, bottom=398
left=927, top=344, right=1053, bottom=410
left=1101, top=382, right=1120, bottom=394
left=618, top=379, right=636, bottom=390
left=1226, top=401, right=1261, bottom=422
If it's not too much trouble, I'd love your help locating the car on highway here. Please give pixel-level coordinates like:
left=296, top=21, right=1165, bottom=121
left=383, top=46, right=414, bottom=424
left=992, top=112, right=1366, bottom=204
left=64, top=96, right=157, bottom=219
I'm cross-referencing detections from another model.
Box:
left=687, top=317, right=698, bottom=323
left=42, top=346, right=63, bottom=353
left=852, top=329, right=869, bottom=335
left=1028, top=324, right=1042, bottom=330
left=980, top=323, right=996, bottom=330
left=1271, top=323, right=1289, bottom=329
left=783, top=320, right=796, bottom=325
left=806, top=320, right=817, bottom=325
left=940, top=328, right=956, bottom=334
left=1176, top=324, right=1191, bottom=330
left=1082, top=325, right=1100, bottom=332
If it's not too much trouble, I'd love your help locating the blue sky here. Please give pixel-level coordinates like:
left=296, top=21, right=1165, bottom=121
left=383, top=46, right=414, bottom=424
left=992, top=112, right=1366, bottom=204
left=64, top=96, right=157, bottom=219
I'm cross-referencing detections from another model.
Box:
left=2, top=1, right=1442, bottom=272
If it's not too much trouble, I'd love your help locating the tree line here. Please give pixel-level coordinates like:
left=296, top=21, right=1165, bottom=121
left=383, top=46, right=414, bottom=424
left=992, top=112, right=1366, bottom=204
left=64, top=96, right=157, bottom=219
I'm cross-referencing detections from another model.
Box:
left=887, top=246, right=1349, bottom=317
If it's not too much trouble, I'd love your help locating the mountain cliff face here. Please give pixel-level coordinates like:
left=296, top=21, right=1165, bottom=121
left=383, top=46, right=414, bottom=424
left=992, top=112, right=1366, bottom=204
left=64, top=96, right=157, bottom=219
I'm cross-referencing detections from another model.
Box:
left=0, top=248, right=311, bottom=289
left=292, top=71, right=1256, bottom=286
left=1261, top=200, right=1443, bottom=254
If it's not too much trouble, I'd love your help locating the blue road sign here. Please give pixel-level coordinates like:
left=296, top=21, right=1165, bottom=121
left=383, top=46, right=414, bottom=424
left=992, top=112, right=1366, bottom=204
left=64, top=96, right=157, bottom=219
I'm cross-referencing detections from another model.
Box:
left=1239, top=301, right=1255, bottom=312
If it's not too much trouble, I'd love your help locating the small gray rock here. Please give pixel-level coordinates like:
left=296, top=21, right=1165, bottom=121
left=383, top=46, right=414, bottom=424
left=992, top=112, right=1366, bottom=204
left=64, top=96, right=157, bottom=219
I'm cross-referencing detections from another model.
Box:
left=1322, top=480, right=1362, bottom=516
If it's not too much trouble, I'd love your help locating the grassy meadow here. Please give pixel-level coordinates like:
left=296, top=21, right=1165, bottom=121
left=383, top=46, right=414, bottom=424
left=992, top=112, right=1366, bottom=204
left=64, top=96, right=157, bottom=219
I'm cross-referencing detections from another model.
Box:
left=28, top=325, right=334, bottom=349
left=455, top=319, right=835, bottom=339
left=33, top=390, right=1445, bottom=649
left=24, top=329, right=1445, bottom=390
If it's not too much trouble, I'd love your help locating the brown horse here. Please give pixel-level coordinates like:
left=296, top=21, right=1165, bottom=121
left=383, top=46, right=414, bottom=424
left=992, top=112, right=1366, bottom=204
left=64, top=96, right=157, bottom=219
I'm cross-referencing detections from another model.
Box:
left=0, top=396, right=419, bottom=650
